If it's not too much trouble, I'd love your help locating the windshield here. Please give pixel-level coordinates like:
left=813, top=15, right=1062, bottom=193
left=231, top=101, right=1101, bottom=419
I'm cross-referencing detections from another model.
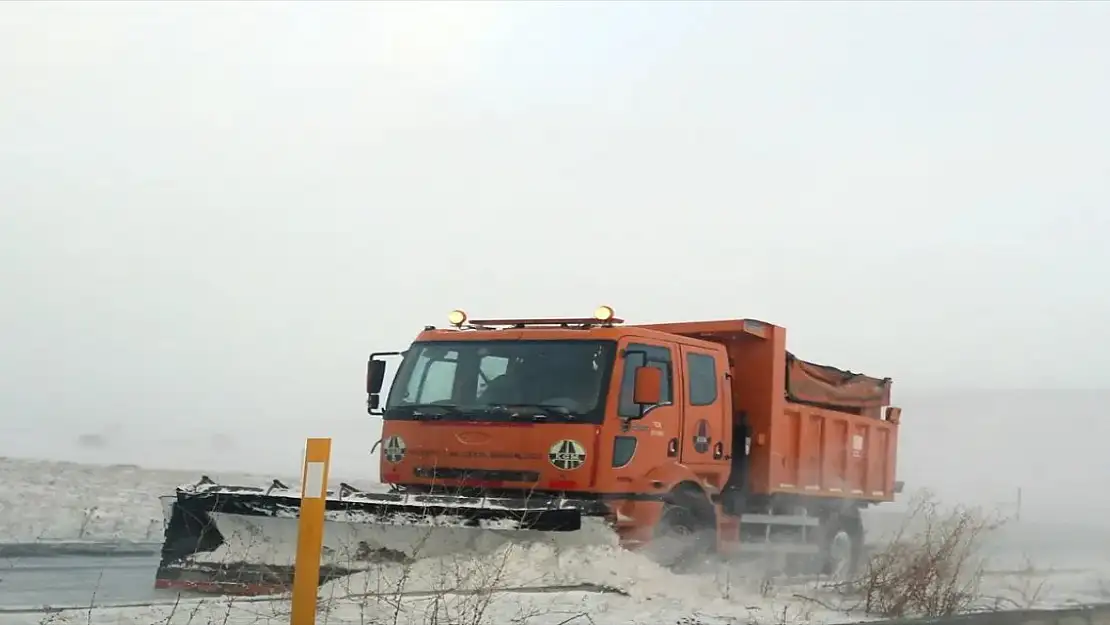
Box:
left=384, top=340, right=617, bottom=423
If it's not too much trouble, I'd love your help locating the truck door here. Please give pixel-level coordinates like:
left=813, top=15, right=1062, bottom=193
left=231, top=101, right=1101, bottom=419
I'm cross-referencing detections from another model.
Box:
left=607, top=341, right=681, bottom=478
left=679, top=346, right=729, bottom=468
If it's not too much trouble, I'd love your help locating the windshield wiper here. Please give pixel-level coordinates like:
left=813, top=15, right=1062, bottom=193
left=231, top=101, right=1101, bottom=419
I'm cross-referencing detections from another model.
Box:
left=391, top=404, right=464, bottom=420
left=487, top=403, right=575, bottom=421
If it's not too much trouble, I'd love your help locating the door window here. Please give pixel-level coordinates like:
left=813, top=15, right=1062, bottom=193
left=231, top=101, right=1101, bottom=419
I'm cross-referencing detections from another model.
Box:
left=686, top=352, right=718, bottom=406
left=618, top=343, right=673, bottom=417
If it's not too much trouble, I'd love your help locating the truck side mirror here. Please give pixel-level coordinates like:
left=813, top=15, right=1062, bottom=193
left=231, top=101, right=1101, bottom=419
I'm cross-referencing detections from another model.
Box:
left=367, top=359, right=387, bottom=414
left=367, top=359, right=387, bottom=394
left=632, top=366, right=663, bottom=409
left=366, top=351, right=404, bottom=417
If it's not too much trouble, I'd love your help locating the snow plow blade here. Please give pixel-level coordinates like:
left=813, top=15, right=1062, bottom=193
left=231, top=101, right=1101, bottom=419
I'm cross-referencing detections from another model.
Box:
left=154, top=477, right=614, bottom=596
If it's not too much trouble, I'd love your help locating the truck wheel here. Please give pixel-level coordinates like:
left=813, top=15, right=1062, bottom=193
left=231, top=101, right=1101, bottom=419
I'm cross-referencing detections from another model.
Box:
left=819, top=510, right=864, bottom=580
left=646, top=489, right=716, bottom=571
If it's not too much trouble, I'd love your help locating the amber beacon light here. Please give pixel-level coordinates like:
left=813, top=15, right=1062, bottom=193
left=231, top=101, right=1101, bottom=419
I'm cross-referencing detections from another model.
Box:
left=447, top=309, right=468, bottom=327
left=594, top=305, right=616, bottom=322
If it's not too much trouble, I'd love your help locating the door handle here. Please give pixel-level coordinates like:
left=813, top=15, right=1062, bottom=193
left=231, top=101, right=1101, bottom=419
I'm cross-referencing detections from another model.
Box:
left=713, top=442, right=724, bottom=460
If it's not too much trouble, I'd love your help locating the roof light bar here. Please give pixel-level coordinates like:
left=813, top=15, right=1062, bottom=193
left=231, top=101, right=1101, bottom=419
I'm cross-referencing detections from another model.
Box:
left=444, top=306, right=623, bottom=328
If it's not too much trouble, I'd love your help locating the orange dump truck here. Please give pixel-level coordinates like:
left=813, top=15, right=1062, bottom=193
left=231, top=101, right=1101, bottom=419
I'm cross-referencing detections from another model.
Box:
left=155, top=307, right=902, bottom=594
left=366, top=307, right=902, bottom=574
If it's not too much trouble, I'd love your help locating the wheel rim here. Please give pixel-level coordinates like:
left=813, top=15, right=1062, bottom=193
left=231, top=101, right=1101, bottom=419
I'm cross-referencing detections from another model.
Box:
left=663, top=506, right=696, bottom=535
left=670, top=521, right=694, bottom=537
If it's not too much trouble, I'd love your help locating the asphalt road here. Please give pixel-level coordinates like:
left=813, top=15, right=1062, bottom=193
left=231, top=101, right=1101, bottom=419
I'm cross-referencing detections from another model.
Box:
left=0, top=554, right=169, bottom=609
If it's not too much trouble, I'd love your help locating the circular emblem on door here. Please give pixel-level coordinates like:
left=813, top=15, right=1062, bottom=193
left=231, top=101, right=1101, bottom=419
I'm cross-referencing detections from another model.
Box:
left=548, top=439, right=587, bottom=470
left=693, top=420, right=711, bottom=454
left=383, top=435, right=407, bottom=463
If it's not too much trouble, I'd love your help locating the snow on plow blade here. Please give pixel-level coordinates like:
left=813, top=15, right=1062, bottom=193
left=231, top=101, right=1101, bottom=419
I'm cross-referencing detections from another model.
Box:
left=155, top=477, right=613, bottom=595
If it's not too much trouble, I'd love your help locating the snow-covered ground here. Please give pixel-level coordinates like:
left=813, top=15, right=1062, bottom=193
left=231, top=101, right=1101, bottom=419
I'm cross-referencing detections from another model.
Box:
left=2, top=456, right=1109, bottom=625
left=0, top=456, right=285, bottom=544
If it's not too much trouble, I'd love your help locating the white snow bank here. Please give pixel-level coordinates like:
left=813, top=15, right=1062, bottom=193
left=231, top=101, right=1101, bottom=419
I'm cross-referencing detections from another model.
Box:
left=0, top=456, right=370, bottom=543
left=3, top=565, right=1108, bottom=625
left=0, top=457, right=194, bottom=542
left=319, top=534, right=1110, bottom=617
left=3, top=456, right=1110, bottom=625
left=0, top=590, right=763, bottom=625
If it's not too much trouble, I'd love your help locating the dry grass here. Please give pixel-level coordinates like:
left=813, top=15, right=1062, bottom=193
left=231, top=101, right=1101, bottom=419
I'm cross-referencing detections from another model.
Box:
left=799, top=489, right=1011, bottom=619
left=853, top=497, right=999, bottom=616
left=718, top=488, right=1029, bottom=624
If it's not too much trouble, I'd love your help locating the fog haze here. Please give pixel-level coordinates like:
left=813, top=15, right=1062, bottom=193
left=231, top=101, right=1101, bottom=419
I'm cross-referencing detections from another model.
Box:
left=2, top=2, right=1108, bottom=521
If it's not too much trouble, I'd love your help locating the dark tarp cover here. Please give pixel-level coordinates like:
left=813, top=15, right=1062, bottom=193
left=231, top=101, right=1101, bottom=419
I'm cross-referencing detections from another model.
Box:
left=785, top=352, right=891, bottom=410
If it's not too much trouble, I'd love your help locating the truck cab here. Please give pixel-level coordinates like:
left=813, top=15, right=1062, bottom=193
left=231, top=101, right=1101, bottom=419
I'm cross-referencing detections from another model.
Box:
left=366, top=307, right=735, bottom=507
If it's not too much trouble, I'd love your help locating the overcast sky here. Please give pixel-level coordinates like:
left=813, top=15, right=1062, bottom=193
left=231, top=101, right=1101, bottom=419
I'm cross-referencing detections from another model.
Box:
left=2, top=1, right=1108, bottom=520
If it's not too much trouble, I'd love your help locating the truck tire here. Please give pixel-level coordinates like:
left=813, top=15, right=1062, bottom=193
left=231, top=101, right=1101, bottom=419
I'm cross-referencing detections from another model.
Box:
left=646, top=488, right=716, bottom=572
left=819, top=510, right=864, bottom=580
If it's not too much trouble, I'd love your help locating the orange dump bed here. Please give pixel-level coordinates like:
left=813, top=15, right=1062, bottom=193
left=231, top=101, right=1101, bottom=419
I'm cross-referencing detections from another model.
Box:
left=769, top=400, right=899, bottom=500
left=639, top=318, right=900, bottom=502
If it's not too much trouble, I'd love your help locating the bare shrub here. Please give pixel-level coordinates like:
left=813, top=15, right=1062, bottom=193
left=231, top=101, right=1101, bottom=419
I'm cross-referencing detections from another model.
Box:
left=1097, top=578, right=1110, bottom=600
left=330, top=484, right=594, bottom=625
left=840, top=489, right=1006, bottom=619
left=982, top=555, right=1048, bottom=611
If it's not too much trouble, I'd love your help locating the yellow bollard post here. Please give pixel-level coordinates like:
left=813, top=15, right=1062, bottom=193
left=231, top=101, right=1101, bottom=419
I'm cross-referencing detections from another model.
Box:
left=290, top=437, right=332, bottom=625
